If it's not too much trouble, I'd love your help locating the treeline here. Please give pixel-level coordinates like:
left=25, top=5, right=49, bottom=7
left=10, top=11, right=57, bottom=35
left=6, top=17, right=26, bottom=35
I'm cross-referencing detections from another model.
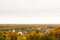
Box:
left=0, top=27, right=60, bottom=40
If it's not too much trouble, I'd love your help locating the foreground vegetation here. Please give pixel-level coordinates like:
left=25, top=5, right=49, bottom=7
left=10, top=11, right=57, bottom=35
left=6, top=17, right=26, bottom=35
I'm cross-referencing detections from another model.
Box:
left=0, top=25, right=60, bottom=40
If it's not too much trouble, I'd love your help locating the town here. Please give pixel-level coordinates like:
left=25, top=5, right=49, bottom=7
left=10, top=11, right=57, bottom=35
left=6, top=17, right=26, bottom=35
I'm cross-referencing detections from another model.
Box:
left=0, top=24, right=60, bottom=40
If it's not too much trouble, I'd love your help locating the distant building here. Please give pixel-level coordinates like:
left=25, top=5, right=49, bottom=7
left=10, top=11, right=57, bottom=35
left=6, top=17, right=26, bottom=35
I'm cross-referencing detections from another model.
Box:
left=18, top=31, right=23, bottom=35
left=45, top=29, right=51, bottom=34
left=12, top=29, right=15, bottom=32
left=37, top=28, right=41, bottom=30
left=23, top=31, right=28, bottom=34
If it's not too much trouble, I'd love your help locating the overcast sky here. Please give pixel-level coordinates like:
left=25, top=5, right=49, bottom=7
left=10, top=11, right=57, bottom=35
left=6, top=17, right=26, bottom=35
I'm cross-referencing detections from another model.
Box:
left=0, top=0, right=60, bottom=24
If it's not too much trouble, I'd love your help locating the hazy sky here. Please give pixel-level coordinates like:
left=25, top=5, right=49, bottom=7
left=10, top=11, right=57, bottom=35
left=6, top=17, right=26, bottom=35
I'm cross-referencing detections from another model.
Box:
left=0, top=0, right=60, bottom=24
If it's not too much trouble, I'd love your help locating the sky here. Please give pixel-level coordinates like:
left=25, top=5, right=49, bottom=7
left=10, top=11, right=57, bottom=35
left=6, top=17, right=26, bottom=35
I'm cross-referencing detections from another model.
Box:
left=0, top=0, right=60, bottom=24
